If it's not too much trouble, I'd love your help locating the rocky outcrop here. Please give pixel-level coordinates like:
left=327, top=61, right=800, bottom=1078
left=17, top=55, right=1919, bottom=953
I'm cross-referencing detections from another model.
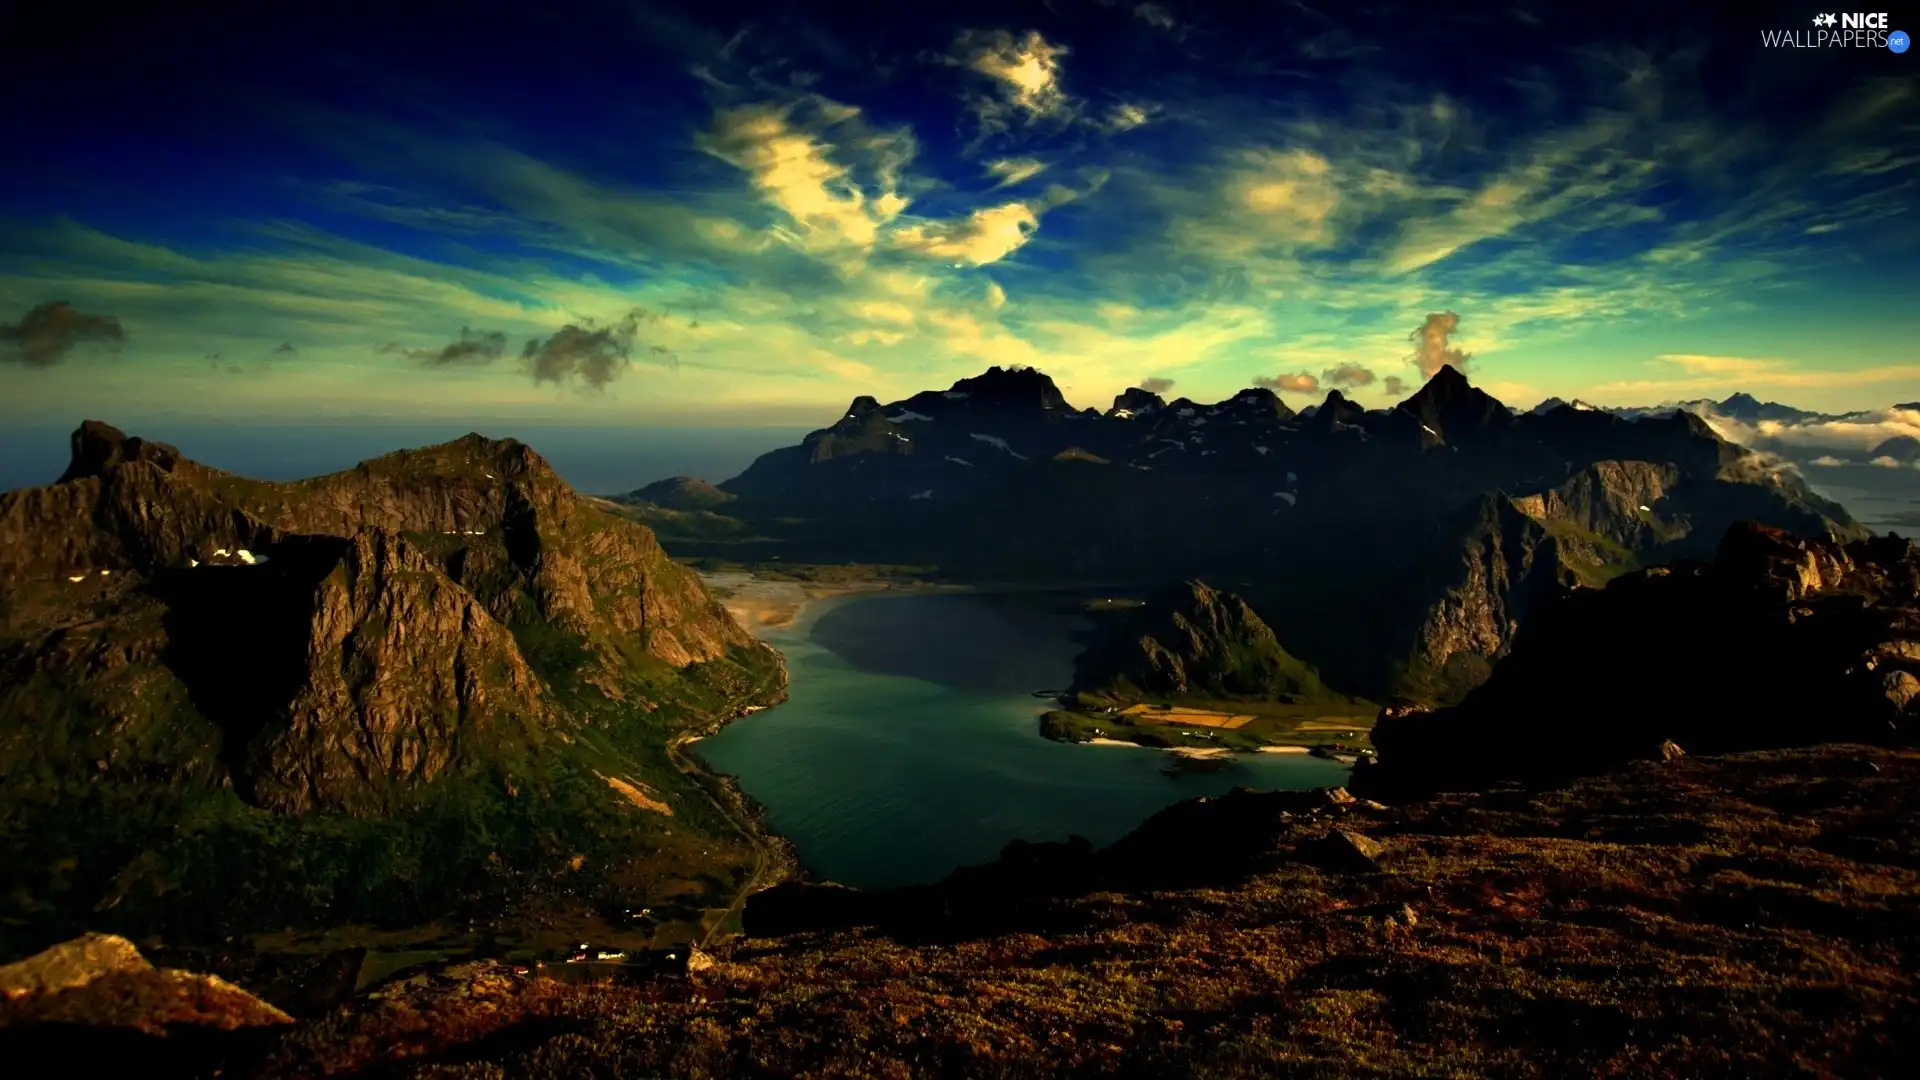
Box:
left=0, top=933, right=291, bottom=1032
left=0, top=423, right=282, bottom=584
left=1391, top=494, right=1575, bottom=701
left=244, top=529, right=550, bottom=815
left=625, top=476, right=735, bottom=511
left=1509, top=460, right=1679, bottom=551
left=1070, top=580, right=1331, bottom=703
left=1357, top=522, right=1920, bottom=798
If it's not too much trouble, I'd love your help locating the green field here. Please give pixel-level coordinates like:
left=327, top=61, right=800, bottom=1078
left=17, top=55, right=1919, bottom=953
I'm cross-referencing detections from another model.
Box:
left=1041, top=695, right=1376, bottom=753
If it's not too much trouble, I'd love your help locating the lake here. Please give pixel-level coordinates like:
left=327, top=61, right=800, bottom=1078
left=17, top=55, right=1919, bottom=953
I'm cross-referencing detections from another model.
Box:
left=694, top=590, right=1352, bottom=890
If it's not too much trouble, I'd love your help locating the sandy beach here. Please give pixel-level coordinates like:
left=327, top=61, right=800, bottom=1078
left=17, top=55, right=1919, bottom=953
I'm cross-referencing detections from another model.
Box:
left=1084, top=737, right=1315, bottom=757
left=699, top=571, right=899, bottom=635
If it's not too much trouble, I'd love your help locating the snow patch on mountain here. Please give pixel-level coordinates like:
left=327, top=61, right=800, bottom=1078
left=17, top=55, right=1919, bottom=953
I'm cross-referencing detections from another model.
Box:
left=969, top=433, right=1028, bottom=460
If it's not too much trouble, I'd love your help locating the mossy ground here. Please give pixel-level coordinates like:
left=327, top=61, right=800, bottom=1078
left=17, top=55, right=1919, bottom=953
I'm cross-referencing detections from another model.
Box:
left=1043, top=697, right=1376, bottom=753
left=177, top=744, right=1920, bottom=1079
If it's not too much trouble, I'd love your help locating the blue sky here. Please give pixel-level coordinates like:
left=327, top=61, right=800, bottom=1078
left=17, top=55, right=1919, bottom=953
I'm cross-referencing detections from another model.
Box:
left=1, top=0, right=1916, bottom=430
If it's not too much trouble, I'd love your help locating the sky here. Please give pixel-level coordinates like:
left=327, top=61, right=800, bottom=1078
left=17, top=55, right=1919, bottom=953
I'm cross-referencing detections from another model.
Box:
left=2, top=0, right=1918, bottom=436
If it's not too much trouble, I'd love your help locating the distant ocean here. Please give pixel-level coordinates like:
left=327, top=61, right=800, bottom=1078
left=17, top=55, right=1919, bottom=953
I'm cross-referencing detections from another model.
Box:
left=0, top=419, right=812, bottom=496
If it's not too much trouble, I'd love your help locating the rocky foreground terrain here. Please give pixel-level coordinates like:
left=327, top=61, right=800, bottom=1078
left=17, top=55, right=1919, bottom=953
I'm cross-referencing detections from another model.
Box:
left=4, top=744, right=1914, bottom=1077
left=1361, top=522, right=1920, bottom=798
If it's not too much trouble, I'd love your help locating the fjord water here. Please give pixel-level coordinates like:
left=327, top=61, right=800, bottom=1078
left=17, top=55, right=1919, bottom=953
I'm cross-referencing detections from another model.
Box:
left=696, top=591, right=1351, bottom=889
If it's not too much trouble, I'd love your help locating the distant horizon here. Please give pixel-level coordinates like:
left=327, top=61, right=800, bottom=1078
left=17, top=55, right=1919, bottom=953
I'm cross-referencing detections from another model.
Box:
left=0, top=418, right=812, bottom=497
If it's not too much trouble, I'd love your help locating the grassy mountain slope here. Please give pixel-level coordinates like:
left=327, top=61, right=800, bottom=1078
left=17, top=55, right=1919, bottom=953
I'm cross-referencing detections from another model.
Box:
left=0, top=423, right=786, bottom=959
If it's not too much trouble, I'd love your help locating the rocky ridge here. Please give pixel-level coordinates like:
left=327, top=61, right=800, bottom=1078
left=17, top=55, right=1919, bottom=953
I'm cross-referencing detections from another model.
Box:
left=672, top=364, right=1860, bottom=702
left=1357, top=521, right=1920, bottom=797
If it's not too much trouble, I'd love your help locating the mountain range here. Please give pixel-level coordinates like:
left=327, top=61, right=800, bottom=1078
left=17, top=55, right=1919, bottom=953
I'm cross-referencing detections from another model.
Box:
left=632, top=364, right=1862, bottom=702
left=0, top=422, right=785, bottom=956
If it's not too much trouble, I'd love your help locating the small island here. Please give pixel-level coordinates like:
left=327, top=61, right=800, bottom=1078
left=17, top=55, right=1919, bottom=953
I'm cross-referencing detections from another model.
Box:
left=1041, top=580, right=1376, bottom=759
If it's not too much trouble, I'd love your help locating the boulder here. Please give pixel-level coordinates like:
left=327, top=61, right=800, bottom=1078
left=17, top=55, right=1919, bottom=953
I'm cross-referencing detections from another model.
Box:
left=1305, top=828, right=1387, bottom=873
left=0, top=934, right=291, bottom=1034
left=0, top=933, right=149, bottom=999
left=1882, top=670, right=1920, bottom=712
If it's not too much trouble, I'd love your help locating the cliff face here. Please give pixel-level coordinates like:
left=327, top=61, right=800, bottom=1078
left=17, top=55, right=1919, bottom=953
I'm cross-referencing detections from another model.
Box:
left=244, top=529, right=551, bottom=816
left=1386, top=494, right=1575, bottom=701
left=1509, top=460, right=1678, bottom=551
left=1071, top=580, right=1331, bottom=703
left=1358, top=522, right=1920, bottom=797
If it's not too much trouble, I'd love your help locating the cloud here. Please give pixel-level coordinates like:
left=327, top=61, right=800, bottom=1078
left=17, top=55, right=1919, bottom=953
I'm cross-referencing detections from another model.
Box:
left=697, top=99, right=914, bottom=260
left=522, top=310, right=673, bottom=390
left=891, top=202, right=1039, bottom=266
left=1133, top=3, right=1177, bottom=30
left=271, top=341, right=298, bottom=357
left=1409, top=311, right=1471, bottom=378
left=1591, top=357, right=1920, bottom=399
left=1322, top=362, right=1375, bottom=388
left=947, top=29, right=1076, bottom=139
left=1096, top=102, right=1153, bottom=134
left=1139, top=376, right=1175, bottom=394
left=0, top=300, right=126, bottom=367
left=985, top=280, right=1007, bottom=309
left=1254, top=371, right=1320, bottom=394
left=1679, top=406, right=1920, bottom=467
left=1383, top=376, right=1409, bottom=396
left=382, top=327, right=510, bottom=366
left=986, top=158, right=1048, bottom=189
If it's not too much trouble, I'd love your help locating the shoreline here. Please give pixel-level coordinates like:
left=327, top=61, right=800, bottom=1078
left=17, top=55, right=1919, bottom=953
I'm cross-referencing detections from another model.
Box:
left=1081, top=737, right=1317, bottom=757
left=699, top=571, right=962, bottom=637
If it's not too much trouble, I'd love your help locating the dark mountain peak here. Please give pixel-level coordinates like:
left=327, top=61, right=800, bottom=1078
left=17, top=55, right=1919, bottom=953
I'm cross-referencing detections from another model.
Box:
left=847, top=395, right=882, bottom=416
left=1872, top=435, right=1920, bottom=462
left=1110, top=387, right=1166, bottom=417
left=948, top=366, right=1068, bottom=410
left=1306, top=390, right=1365, bottom=429
left=630, top=476, right=735, bottom=510
left=1072, top=579, right=1327, bottom=703
left=1531, top=397, right=1568, bottom=415
left=58, top=419, right=190, bottom=483
left=1218, top=387, right=1295, bottom=420
left=1720, top=392, right=1761, bottom=412
left=1670, top=409, right=1722, bottom=440
left=1401, top=365, right=1512, bottom=439
left=1425, top=364, right=1472, bottom=393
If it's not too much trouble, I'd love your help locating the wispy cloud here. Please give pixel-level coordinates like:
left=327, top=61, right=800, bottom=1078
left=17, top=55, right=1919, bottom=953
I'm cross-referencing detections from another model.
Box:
left=696, top=98, right=913, bottom=264
left=381, top=327, right=509, bottom=367
left=1592, top=356, right=1920, bottom=399
left=986, top=157, right=1048, bottom=189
